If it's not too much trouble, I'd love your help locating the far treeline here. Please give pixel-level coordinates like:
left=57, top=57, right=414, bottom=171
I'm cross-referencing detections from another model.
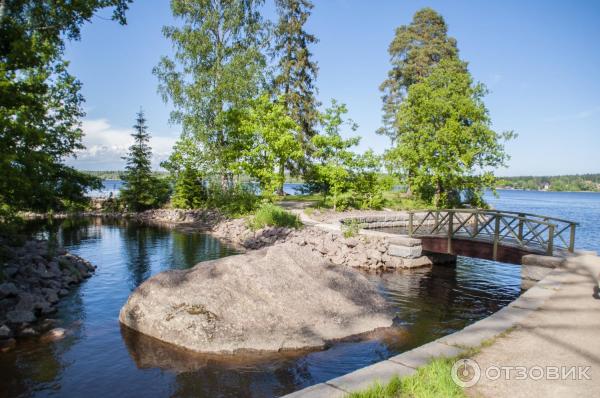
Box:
left=2, top=1, right=515, bottom=224
left=497, top=174, right=600, bottom=192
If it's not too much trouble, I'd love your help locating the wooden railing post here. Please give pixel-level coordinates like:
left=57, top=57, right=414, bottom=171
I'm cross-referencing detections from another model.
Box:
left=517, top=213, right=524, bottom=246
left=547, top=224, right=555, bottom=256
left=472, top=212, right=479, bottom=237
left=493, top=214, right=500, bottom=261
left=447, top=211, right=454, bottom=254
left=408, top=212, right=414, bottom=237
left=569, top=223, right=576, bottom=253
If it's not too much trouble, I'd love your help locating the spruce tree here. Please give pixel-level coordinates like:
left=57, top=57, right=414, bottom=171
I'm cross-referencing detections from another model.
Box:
left=273, top=0, right=320, bottom=178
left=378, top=8, right=459, bottom=142
left=120, top=110, right=169, bottom=211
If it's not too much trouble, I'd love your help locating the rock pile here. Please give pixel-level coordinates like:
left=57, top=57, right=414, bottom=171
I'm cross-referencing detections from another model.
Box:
left=0, top=238, right=95, bottom=349
left=133, top=209, right=223, bottom=227
left=211, top=218, right=432, bottom=270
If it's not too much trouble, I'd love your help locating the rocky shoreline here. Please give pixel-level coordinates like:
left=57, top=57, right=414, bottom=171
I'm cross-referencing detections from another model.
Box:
left=0, top=237, right=96, bottom=351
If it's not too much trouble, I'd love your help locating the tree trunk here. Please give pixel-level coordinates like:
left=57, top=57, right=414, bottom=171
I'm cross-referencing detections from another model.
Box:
left=434, top=180, right=443, bottom=208
left=276, top=159, right=285, bottom=196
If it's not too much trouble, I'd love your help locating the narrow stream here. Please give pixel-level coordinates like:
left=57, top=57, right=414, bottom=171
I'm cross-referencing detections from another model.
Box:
left=0, top=217, right=522, bottom=398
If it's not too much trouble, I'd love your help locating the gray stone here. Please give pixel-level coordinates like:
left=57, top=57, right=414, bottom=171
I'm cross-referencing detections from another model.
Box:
left=366, top=249, right=382, bottom=262
left=0, top=325, right=12, bottom=339
left=509, top=284, right=556, bottom=310
left=439, top=306, right=533, bottom=348
left=521, top=264, right=554, bottom=283
left=41, top=327, right=67, bottom=342
left=386, top=235, right=422, bottom=247
left=327, top=360, right=415, bottom=393
left=400, top=256, right=433, bottom=269
left=389, top=340, right=464, bottom=369
left=281, top=383, right=344, bottom=398
left=388, top=244, right=422, bottom=259
left=521, top=254, right=565, bottom=268
left=120, top=244, right=392, bottom=353
left=0, top=282, right=18, bottom=298
left=6, top=310, right=36, bottom=324
left=19, top=327, right=38, bottom=337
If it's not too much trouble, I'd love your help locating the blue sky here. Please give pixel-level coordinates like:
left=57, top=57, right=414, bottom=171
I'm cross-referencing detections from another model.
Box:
left=64, top=0, right=600, bottom=176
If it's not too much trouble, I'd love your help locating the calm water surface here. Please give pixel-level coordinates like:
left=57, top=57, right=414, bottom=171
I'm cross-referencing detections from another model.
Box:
left=1, top=190, right=597, bottom=397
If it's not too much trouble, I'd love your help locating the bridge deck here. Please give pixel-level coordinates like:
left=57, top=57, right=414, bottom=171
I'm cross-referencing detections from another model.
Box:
left=405, top=209, right=577, bottom=261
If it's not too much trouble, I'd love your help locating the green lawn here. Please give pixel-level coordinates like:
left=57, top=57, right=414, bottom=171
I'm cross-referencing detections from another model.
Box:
left=347, top=356, right=466, bottom=398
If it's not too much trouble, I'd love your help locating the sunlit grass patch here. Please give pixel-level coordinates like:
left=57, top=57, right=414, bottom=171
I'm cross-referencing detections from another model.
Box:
left=249, top=203, right=301, bottom=230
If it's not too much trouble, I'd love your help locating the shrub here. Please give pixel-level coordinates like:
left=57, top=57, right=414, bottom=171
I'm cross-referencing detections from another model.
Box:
left=342, top=219, right=361, bottom=238
left=206, top=183, right=260, bottom=217
left=249, top=204, right=301, bottom=230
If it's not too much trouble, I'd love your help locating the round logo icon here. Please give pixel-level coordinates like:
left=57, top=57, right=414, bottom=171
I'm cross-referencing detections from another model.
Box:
left=451, top=358, right=481, bottom=387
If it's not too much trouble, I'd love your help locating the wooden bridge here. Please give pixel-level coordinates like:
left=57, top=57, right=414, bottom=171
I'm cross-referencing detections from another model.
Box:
left=406, top=209, right=578, bottom=263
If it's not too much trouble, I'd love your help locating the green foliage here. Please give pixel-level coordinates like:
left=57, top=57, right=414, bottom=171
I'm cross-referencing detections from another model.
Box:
left=347, top=357, right=466, bottom=398
left=119, top=110, right=171, bottom=211
left=379, top=8, right=459, bottom=141
left=387, top=59, right=514, bottom=208
left=155, top=0, right=267, bottom=181
left=342, top=219, right=360, bottom=238
left=102, top=195, right=123, bottom=213
left=170, top=165, right=207, bottom=209
left=273, top=0, right=320, bottom=171
left=0, top=1, right=129, bottom=214
left=309, top=101, right=388, bottom=211
left=249, top=203, right=300, bottom=230
left=236, top=94, right=304, bottom=198
left=205, top=182, right=260, bottom=217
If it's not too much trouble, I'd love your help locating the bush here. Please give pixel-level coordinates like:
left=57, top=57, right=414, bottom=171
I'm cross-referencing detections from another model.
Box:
left=206, top=183, right=260, bottom=217
left=342, top=219, right=361, bottom=238
left=249, top=204, right=301, bottom=230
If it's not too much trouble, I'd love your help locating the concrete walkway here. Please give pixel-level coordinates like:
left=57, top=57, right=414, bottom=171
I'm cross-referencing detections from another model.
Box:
left=284, top=253, right=600, bottom=397
left=469, top=253, right=600, bottom=398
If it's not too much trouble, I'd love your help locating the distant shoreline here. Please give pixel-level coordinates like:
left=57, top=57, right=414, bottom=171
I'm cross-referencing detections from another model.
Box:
left=495, top=188, right=600, bottom=194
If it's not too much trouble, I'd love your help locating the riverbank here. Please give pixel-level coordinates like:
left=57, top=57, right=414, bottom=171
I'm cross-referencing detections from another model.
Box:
left=285, top=252, right=600, bottom=397
left=0, top=237, right=96, bottom=351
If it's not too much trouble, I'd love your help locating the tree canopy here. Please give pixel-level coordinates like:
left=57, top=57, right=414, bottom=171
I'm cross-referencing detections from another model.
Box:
left=154, top=0, right=267, bottom=183
left=387, top=59, right=514, bottom=207
left=0, top=0, right=131, bottom=214
left=379, top=8, right=458, bottom=141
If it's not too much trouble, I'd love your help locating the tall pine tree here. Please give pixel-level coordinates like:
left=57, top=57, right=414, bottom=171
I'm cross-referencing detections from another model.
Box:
left=378, top=8, right=458, bottom=142
left=273, top=0, right=319, bottom=177
left=120, top=110, right=169, bottom=211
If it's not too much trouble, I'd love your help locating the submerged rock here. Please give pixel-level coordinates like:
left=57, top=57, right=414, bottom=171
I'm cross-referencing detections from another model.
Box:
left=119, top=244, right=392, bottom=354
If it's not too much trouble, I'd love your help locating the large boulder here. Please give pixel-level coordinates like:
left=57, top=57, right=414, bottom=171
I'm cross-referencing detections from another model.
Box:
left=119, top=244, right=392, bottom=354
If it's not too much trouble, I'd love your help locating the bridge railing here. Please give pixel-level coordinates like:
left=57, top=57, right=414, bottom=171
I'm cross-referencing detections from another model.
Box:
left=407, top=209, right=578, bottom=257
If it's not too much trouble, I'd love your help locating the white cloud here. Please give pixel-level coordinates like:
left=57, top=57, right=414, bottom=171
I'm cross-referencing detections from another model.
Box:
left=66, top=118, right=177, bottom=170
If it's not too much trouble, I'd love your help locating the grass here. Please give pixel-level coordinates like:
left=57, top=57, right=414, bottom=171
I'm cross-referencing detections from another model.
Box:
left=249, top=203, right=301, bottom=230
left=347, top=357, right=466, bottom=398
left=346, top=328, right=517, bottom=398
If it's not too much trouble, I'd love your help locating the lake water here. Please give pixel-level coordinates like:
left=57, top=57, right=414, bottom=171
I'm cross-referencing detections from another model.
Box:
left=1, top=190, right=598, bottom=397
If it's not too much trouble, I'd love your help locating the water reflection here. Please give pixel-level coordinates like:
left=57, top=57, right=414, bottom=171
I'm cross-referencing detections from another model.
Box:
left=0, top=218, right=521, bottom=398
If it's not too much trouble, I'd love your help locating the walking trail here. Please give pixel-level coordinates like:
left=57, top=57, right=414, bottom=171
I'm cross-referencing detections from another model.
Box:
left=468, top=253, right=600, bottom=397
